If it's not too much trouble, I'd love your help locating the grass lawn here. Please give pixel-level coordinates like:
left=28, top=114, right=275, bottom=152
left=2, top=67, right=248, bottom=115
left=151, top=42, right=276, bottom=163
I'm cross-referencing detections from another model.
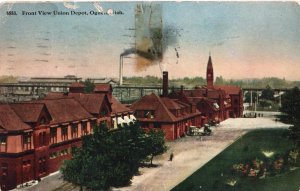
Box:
left=172, top=129, right=300, bottom=191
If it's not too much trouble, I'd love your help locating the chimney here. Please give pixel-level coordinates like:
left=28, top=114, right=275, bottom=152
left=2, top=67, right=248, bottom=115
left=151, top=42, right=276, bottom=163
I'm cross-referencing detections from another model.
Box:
left=162, top=71, right=168, bottom=97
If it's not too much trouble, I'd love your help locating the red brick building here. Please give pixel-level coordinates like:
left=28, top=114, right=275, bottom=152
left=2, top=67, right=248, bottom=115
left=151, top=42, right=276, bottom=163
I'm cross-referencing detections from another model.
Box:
left=46, top=83, right=135, bottom=129
left=93, top=84, right=135, bottom=128
left=0, top=95, right=112, bottom=190
left=179, top=55, right=243, bottom=122
left=131, top=72, right=202, bottom=140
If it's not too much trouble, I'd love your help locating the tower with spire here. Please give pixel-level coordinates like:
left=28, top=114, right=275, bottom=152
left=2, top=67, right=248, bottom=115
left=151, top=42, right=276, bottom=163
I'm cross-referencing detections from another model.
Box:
left=206, top=54, right=214, bottom=89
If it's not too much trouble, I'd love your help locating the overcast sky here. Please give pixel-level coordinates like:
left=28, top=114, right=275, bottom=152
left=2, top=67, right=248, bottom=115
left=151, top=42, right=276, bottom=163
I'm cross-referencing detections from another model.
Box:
left=1, top=2, right=300, bottom=80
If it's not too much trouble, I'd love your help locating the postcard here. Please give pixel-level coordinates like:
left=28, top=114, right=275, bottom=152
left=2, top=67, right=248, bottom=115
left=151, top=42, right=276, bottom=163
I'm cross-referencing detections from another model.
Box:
left=0, top=1, right=300, bottom=191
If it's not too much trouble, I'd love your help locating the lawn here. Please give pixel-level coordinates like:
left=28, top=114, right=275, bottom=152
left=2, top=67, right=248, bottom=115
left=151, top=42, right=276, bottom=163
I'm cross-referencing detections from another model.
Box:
left=172, top=129, right=300, bottom=191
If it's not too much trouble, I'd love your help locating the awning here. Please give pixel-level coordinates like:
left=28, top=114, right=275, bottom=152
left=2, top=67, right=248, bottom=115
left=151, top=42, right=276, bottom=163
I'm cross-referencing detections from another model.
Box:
left=129, top=114, right=136, bottom=121
left=123, top=116, right=131, bottom=124
left=117, top=117, right=126, bottom=124
left=112, top=118, right=118, bottom=129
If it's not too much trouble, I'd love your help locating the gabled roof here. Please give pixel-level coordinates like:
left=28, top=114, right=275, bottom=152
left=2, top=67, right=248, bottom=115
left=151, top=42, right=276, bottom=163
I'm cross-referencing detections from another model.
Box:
left=168, top=91, right=193, bottom=105
left=46, top=92, right=112, bottom=115
left=188, top=97, right=219, bottom=111
left=34, top=98, right=93, bottom=124
left=214, top=85, right=241, bottom=95
left=161, top=97, right=181, bottom=110
left=131, top=93, right=177, bottom=122
left=182, top=89, right=207, bottom=97
left=0, top=104, right=32, bottom=132
left=111, top=96, right=131, bottom=115
left=10, top=103, right=48, bottom=123
left=68, top=93, right=110, bottom=114
left=207, top=89, right=225, bottom=99
left=94, top=84, right=112, bottom=92
left=45, top=92, right=66, bottom=99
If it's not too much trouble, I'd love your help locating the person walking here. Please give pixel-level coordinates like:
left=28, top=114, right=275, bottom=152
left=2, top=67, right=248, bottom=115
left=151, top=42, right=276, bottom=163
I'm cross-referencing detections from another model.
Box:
left=169, top=152, right=174, bottom=161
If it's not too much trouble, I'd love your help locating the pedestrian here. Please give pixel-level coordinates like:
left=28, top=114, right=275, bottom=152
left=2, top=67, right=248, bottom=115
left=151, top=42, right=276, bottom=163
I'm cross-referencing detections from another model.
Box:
left=169, top=152, right=174, bottom=161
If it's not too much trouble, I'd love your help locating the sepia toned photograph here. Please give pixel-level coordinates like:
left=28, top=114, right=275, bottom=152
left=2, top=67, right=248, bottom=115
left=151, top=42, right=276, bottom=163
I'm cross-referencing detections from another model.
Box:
left=0, top=1, right=300, bottom=191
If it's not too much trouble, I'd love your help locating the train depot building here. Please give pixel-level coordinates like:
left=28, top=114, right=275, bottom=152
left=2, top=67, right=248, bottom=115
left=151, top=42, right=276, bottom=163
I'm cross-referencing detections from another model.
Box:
left=0, top=56, right=243, bottom=190
left=0, top=84, right=134, bottom=190
left=130, top=56, right=243, bottom=140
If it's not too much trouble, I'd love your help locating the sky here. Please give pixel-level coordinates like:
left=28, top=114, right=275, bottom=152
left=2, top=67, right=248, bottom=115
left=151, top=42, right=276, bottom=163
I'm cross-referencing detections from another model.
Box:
left=1, top=2, right=300, bottom=80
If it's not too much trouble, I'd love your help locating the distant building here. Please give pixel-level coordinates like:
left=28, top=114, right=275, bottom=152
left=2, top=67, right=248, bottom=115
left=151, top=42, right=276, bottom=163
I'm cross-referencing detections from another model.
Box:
left=89, top=78, right=118, bottom=85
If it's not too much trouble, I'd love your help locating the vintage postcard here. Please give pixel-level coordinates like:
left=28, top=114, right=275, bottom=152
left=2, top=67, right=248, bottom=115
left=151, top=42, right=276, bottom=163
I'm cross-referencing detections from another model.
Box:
left=0, top=1, right=300, bottom=191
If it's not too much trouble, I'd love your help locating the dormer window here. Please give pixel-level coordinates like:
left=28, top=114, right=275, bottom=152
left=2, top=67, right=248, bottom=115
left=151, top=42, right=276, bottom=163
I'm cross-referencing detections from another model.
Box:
left=144, top=111, right=154, bottom=119
left=40, top=117, right=46, bottom=125
left=100, top=108, right=108, bottom=117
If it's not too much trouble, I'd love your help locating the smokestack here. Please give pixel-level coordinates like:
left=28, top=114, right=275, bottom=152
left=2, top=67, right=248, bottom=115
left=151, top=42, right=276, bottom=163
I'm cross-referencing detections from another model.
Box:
left=162, top=71, right=168, bottom=97
left=119, top=56, right=123, bottom=85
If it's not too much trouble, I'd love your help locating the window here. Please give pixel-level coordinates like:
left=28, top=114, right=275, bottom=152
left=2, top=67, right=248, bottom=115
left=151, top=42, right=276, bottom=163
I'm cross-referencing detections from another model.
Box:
left=38, top=157, right=46, bottom=175
left=100, top=109, right=108, bottom=117
left=90, top=120, right=97, bottom=133
left=0, top=136, right=6, bottom=145
left=144, top=110, right=154, bottom=118
left=100, top=120, right=107, bottom=127
left=1, top=163, right=8, bottom=180
left=50, top=128, right=57, bottom=144
left=39, top=132, right=47, bottom=146
left=23, top=133, right=32, bottom=150
left=0, top=135, right=7, bottom=152
left=71, top=124, right=78, bottom=139
left=40, top=117, right=46, bottom=125
left=81, top=122, right=88, bottom=136
left=61, top=126, right=68, bottom=141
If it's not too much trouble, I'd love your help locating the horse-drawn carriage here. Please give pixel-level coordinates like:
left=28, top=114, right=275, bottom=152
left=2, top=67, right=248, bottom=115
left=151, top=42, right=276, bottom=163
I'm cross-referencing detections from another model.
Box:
left=188, top=125, right=212, bottom=136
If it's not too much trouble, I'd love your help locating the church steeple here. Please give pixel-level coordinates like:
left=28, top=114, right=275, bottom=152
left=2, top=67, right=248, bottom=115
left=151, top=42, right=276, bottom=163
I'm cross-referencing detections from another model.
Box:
left=206, top=54, right=214, bottom=89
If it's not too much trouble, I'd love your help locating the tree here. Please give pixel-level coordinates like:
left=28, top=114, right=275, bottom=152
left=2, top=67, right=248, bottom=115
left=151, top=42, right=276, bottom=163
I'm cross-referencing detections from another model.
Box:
left=245, top=91, right=257, bottom=104
left=61, top=122, right=167, bottom=190
left=259, top=100, right=272, bottom=109
left=146, top=129, right=167, bottom=165
left=280, top=87, right=300, bottom=148
left=83, top=78, right=95, bottom=93
left=260, top=85, right=275, bottom=101
left=215, top=76, right=224, bottom=85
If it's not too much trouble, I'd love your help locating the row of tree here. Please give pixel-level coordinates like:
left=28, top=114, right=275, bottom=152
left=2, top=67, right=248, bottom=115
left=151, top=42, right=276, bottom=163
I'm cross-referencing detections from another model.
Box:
left=61, top=122, right=167, bottom=190
left=280, top=87, right=300, bottom=148
left=123, top=75, right=300, bottom=89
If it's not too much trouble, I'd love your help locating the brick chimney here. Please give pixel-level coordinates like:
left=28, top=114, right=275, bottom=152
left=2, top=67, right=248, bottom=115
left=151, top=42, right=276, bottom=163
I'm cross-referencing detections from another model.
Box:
left=162, top=71, right=168, bottom=97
